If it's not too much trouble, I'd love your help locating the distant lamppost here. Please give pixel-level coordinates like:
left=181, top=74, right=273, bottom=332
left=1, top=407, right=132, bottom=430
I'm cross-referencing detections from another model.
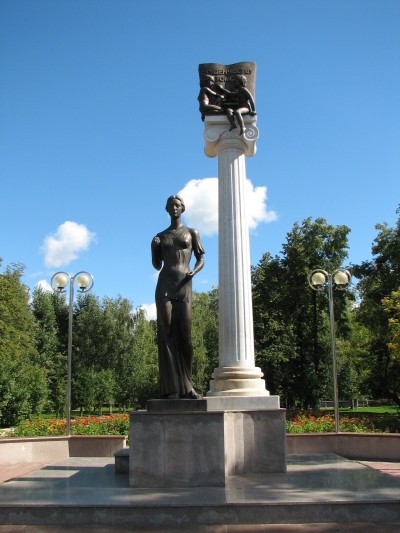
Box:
left=308, top=268, right=351, bottom=433
left=51, top=271, right=94, bottom=436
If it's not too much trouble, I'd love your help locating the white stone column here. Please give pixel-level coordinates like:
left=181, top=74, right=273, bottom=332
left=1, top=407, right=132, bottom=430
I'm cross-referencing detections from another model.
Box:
left=203, top=116, right=270, bottom=399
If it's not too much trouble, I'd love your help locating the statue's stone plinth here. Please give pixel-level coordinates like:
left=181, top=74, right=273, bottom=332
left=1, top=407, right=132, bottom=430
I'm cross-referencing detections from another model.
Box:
left=129, top=400, right=286, bottom=488
left=147, top=396, right=280, bottom=412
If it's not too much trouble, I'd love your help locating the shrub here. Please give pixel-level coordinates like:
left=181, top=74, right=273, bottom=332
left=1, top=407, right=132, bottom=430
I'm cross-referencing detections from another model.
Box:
left=4, top=411, right=400, bottom=438
left=286, top=411, right=400, bottom=433
left=8, top=413, right=129, bottom=438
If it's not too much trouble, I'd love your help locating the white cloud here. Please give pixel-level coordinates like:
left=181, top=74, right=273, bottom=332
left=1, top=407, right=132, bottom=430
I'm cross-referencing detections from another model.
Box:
left=40, top=221, right=96, bottom=268
left=138, top=303, right=157, bottom=321
left=178, top=178, right=219, bottom=236
left=178, top=178, right=277, bottom=236
left=35, top=279, right=53, bottom=292
left=244, top=179, right=278, bottom=229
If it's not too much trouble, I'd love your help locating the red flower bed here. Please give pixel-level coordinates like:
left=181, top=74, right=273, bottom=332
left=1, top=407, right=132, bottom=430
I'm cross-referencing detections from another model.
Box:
left=286, top=411, right=400, bottom=433
left=8, top=413, right=129, bottom=438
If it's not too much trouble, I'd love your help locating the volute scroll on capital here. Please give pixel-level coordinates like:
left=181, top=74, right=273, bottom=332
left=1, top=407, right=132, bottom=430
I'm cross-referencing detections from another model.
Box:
left=203, top=121, right=259, bottom=158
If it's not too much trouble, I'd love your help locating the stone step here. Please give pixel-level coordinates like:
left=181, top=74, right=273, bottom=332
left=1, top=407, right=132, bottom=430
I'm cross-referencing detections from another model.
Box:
left=114, top=447, right=129, bottom=474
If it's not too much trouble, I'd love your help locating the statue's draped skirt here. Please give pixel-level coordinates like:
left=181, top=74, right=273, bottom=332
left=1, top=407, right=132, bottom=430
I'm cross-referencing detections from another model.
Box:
left=156, top=296, right=193, bottom=397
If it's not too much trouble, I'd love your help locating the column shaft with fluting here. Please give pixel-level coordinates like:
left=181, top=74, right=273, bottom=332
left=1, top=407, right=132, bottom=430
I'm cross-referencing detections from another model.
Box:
left=218, top=144, right=254, bottom=367
left=203, top=116, right=268, bottom=397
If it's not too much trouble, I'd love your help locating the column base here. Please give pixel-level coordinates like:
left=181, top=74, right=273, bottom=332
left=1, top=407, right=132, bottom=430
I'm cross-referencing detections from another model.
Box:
left=207, top=366, right=270, bottom=397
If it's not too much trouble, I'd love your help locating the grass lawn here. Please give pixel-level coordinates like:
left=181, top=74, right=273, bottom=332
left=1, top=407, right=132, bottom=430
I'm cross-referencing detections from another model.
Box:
left=287, top=407, right=400, bottom=433
left=18, top=405, right=400, bottom=423
left=338, top=406, right=399, bottom=415
left=13, top=407, right=133, bottom=426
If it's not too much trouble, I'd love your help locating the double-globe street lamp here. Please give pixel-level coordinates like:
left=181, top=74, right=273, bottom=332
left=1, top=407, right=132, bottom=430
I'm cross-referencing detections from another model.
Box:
left=51, top=271, right=94, bottom=436
left=308, top=268, right=351, bottom=433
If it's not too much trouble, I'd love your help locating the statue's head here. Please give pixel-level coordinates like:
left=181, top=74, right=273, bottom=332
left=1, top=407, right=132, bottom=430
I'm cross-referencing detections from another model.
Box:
left=165, top=195, right=185, bottom=213
left=200, top=75, right=215, bottom=88
left=234, top=75, right=247, bottom=87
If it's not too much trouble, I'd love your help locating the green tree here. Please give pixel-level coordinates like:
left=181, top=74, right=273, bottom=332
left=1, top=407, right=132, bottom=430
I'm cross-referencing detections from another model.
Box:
left=383, top=289, right=400, bottom=362
left=335, top=312, right=371, bottom=403
left=124, top=308, right=159, bottom=407
left=74, top=367, right=98, bottom=414
left=353, top=207, right=400, bottom=406
left=72, top=294, right=159, bottom=411
left=252, top=218, right=352, bottom=409
left=0, top=261, right=48, bottom=426
left=74, top=367, right=116, bottom=414
left=72, top=294, right=118, bottom=412
left=31, top=286, right=69, bottom=417
left=95, top=368, right=116, bottom=413
left=191, top=288, right=219, bottom=396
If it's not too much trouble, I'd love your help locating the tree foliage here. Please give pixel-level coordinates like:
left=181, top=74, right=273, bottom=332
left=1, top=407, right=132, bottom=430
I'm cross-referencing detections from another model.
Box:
left=11, top=204, right=400, bottom=424
left=0, top=261, right=48, bottom=426
left=191, top=288, right=219, bottom=396
left=335, top=311, right=371, bottom=402
left=352, top=207, right=400, bottom=406
left=72, top=294, right=159, bottom=411
left=252, top=218, right=352, bottom=408
left=31, top=286, right=69, bottom=417
left=383, top=289, right=400, bottom=362
left=1, top=282, right=220, bottom=424
left=119, top=307, right=158, bottom=408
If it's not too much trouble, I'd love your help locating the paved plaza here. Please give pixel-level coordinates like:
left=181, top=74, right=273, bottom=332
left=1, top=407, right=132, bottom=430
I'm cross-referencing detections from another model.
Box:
left=0, top=454, right=399, bottom=530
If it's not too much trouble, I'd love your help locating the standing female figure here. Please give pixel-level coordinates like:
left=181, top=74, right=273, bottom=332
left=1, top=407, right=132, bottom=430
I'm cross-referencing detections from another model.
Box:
left=151, top=195, right=205, bottom=399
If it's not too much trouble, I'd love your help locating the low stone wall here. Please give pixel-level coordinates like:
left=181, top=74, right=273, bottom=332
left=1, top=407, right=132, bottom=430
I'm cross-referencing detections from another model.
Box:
left=0, top=435, right=126, bottom=465
left=0, top=437, right=69, bottom=465
left=69, top=435, right=127, bottom=457
left=1, top=433, right=398, bottom=466
left=287, top=433, right=400, bottom=461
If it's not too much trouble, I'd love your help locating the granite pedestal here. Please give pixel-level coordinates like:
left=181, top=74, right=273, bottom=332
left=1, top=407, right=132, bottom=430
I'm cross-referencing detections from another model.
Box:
left=129, top=399, right=286, bottom=488
left=2, top=454, right=400, bottom=526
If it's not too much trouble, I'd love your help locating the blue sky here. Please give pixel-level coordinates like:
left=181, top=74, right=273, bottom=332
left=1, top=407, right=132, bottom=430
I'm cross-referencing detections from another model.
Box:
left=1, top=0, right=399, bottom=319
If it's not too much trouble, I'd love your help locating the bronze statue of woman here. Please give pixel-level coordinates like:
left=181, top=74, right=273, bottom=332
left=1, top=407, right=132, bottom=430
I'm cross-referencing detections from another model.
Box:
left=151, top=195, right=205, bottom=399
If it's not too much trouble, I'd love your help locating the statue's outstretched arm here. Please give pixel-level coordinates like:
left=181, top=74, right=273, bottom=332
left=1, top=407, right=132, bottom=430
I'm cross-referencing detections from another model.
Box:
left=216, top=84, right=235, bottom=96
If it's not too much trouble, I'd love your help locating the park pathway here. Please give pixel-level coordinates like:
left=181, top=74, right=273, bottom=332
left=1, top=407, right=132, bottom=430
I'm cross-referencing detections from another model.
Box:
left=1, top=458, right=399, bottom=532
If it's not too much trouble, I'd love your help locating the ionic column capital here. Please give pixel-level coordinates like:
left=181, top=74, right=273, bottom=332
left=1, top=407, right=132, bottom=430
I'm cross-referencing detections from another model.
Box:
left=203, top=116, right=259, bottom=158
